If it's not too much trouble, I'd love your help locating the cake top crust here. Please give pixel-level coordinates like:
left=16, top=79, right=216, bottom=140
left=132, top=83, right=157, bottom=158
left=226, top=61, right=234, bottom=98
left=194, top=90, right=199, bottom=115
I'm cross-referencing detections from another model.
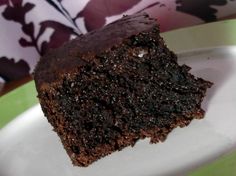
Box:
left=34, top=13, right=158, bottom=88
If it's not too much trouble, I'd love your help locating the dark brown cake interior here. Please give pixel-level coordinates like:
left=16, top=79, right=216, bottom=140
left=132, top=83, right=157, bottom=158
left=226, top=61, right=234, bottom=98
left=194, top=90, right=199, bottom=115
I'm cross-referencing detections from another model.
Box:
left=34, top=13, right=212, bottom=167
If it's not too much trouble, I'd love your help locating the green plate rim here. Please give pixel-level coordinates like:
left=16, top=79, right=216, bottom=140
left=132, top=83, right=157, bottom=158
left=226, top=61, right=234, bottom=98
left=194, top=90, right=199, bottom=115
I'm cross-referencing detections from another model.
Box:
left=1, top=19, right=236, bottom=176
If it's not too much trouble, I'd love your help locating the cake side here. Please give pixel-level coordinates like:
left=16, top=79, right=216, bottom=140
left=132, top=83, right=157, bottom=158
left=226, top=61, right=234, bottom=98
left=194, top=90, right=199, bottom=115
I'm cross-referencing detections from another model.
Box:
left=34, top=13, right=212, bottom=167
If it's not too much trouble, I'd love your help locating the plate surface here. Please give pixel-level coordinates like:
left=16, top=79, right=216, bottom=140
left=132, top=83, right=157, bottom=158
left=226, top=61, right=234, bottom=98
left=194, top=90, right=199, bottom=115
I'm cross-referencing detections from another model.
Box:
left=1, top=46, right=236, bottom=176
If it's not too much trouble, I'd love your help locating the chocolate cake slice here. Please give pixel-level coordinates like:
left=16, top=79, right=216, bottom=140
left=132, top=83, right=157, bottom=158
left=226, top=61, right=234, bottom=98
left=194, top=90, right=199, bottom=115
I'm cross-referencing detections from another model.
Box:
left=34, top=13, right=212, bottom=167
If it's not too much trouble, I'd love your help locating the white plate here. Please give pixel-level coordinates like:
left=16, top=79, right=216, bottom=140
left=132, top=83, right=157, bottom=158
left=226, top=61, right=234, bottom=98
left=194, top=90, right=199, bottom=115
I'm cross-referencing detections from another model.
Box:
left=1, top=46, right=236, bottom=176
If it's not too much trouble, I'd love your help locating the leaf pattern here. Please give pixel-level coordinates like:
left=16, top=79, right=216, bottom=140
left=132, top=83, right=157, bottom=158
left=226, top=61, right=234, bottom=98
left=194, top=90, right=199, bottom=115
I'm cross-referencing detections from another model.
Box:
left=46, top=0, right=82, bottom=34
left=45, top=0, right=65, bottom=16
left=38, top=20, right=77, bottom=54
left=2, top=2, right=34, bottom=23
left=0, top=57, right=30, bottom=82
left=176, top=0, right=227, bottom=22
left=74, top=0, right=141, bottom=31
left=0, top=0, right=78, bottom=82
left=2, top=1, right=42, bottom=54
left=19, top=38, right=32, bottom=47
left=1, top=0, right=77, bottom=57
